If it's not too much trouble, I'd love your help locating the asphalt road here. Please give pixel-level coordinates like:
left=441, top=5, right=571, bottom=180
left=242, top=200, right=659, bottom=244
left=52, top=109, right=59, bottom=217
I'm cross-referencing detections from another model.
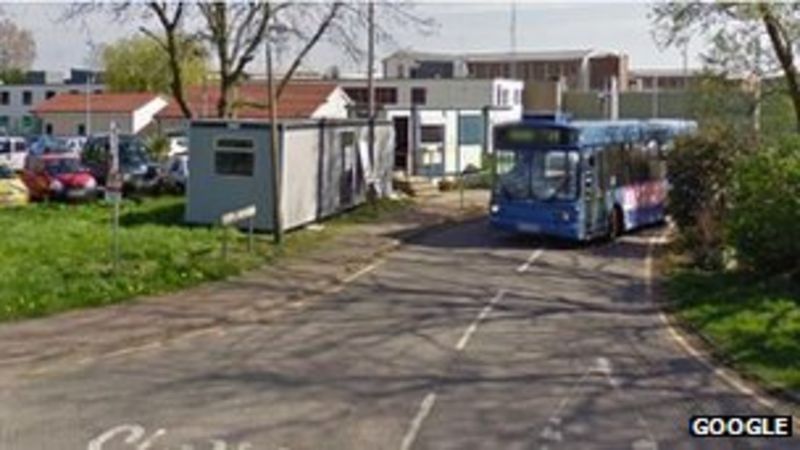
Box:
left=1, top=220, right=797, bottom=450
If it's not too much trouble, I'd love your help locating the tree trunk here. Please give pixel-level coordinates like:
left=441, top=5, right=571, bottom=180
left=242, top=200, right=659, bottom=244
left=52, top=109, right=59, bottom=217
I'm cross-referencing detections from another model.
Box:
left=147, top=3, right=193, bottom=119
left=760, top=4, right=800, bottom=133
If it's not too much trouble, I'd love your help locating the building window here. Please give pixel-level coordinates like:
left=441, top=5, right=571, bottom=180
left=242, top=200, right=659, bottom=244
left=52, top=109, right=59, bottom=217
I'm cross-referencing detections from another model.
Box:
left=215, top=151, right=254, bottom=176
left=458, top=115, right=484, bottom=145
left=45, top=123, right=53, bottom=135
left=420, top=125, right=444, bottom=143
left=22, top=91, right=33, bottom=105
left=45, top=91, right=56, bottom=99
left=514, top=89, right=521, bottom=105
left=77, top=124, right=86, bottom=136
left=0, top=91, right=9, bottom=105
left=411, top=87, right=426, bottom=105
left=397, top=64, right=405, bottom=78
left=344, top=88, right=368, bottom=104
left=375, top=87, right=397, bottom=104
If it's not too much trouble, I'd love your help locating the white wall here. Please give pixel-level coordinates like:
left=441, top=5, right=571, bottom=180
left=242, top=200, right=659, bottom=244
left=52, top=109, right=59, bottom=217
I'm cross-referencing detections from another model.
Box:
left=310, top=87, right=351, bottom=119
left=132, top=97, right=168, bottom=134
left=338, top=78, right=524, bottom=112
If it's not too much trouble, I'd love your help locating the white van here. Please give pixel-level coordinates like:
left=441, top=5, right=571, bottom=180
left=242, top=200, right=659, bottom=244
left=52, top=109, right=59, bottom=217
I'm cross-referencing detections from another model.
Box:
left=0, top=137, right=28, bottom=171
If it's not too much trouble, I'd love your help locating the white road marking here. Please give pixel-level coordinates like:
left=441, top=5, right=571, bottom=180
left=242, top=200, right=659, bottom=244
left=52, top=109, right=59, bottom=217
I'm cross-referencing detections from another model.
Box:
left=632, top=438, right=658, bottom=450
left=399, top=392, right=438, bottom=450
left=645, top=232, right=800, bottom=431
left=342, top=260, right=384, bottom=283
left=517, top=248, right=544, bottom=273
left=455, top=290, right=506, bottom=351
left=398, top=289, right=508, bottom=450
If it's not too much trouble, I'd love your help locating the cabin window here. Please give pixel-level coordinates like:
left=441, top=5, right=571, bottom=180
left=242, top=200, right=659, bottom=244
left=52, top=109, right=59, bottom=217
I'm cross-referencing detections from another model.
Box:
left=215, top=151, right=254, bottom=177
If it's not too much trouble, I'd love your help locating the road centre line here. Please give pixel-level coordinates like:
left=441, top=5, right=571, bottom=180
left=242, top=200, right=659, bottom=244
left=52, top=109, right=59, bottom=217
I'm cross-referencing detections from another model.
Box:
left=399, top=392, right=438, bottom=450
left=455, top=289, right=506, bottom=351
left=399, top=289, right=508, bottom=450
left=517, top=248, right=545, bottom=273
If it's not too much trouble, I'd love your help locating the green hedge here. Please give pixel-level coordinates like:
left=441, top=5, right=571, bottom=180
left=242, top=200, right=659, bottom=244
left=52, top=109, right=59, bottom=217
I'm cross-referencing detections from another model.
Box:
left=727, top=139, right=800, bottom=275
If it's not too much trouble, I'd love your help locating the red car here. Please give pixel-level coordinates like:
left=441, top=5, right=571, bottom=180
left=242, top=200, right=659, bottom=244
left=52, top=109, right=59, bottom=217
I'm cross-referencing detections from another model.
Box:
left=22, top=154, right=98, bottom=201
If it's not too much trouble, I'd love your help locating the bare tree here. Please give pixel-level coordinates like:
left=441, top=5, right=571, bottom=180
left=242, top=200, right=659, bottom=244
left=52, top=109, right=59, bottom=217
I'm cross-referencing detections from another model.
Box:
left=62, top=1, right=435, bottom=118
left=0, top=18, right=36, bottom=71
left=651, top=2, right=800, bottom=132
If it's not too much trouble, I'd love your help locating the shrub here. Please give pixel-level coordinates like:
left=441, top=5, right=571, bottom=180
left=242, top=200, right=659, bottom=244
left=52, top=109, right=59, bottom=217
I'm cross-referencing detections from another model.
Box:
left=666, top=126, right=753, bottom=268
left=145, top=134, right=170, bottom=162
left=727, top=140, right=800, bottom=275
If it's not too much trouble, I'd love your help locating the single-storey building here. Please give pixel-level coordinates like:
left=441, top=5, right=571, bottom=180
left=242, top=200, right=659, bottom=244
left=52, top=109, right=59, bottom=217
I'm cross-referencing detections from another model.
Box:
left=185, top=118, right=394, bottom=232
left=31, top=92, right=167, bottom=136
left=337, top=77, right=523, bottom=179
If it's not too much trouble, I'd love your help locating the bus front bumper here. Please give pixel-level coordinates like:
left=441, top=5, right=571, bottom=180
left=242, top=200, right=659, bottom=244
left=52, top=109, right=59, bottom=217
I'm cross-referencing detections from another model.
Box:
left=489, top=202, right=585, bottom=241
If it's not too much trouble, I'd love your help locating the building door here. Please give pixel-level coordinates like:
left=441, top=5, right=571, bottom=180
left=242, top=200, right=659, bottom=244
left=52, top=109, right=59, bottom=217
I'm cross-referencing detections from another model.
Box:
left=393, top=117, right=409, bottom=173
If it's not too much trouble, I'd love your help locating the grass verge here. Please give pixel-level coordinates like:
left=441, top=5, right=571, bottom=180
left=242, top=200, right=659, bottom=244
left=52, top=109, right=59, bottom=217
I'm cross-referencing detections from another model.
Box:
left=0, top=196, right=412, bottom=322
left=667, top=267, right=800, bottom=392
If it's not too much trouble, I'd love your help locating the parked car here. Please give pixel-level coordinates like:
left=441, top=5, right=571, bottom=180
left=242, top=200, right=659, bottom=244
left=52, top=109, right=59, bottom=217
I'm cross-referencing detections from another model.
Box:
left=0, top=164, right=29, bottom=207
left=22, top=154, right=97, bottom=202
left=82, top=134, right=163, bottom=193
left=163, top=152, right=189, bottom=193
left=0, top=136, right=28, bottom=171
left=62, top=136, right=88, bottom=154
left=27, top=135, right=75, bottom=157
left=166, top=132, right=188, bottom=157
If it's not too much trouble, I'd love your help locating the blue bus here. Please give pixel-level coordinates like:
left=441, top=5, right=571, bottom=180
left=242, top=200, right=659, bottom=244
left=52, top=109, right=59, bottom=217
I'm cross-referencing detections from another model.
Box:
left=488, top=115, right=695, bottom=241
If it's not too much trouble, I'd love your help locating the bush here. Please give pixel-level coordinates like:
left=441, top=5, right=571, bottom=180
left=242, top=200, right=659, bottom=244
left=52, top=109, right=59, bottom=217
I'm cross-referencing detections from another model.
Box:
left=145, top=134, right=170, bottom=162
left=666, top=126, right=753, bottom=268
left=727, top=140, right=800, bottom=275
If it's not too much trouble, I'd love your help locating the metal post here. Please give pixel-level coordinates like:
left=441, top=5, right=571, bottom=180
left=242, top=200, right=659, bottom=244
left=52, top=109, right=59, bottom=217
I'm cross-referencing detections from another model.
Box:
left=221, top=227, right=228, bottom=261
left=367, top=0, right=375, bottom=153
left=266, top=12, right=283, bottom=245
left=113, top=199, right=120, bottom=271
left=248, top=216, right=254, bottom=253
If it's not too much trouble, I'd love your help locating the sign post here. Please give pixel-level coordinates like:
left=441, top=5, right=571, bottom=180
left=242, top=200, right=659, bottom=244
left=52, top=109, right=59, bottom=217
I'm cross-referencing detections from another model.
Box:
left=220, top=205, right=257, bottom=261
left=107, top=122, right=122, bottom=272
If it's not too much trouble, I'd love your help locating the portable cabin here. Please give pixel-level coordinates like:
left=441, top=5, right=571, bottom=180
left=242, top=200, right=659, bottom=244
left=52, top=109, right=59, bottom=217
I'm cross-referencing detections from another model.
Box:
left=185, top=118, right=394, bottom=232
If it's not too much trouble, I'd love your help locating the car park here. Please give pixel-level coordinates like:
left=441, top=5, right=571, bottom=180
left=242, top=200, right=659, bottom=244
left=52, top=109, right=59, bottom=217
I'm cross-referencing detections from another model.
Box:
left=0, top=136, right=29, bottom=171
left=0, top=164, right=29, bottom=207
left=82, top=134, right=163, bottom=193
left=22, top=154, right=98, bottom=202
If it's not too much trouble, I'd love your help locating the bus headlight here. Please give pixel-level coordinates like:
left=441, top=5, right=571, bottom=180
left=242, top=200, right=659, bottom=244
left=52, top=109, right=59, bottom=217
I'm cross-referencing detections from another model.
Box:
left=559, top=211, right=571, bottom=222
left=490, top=204, right=500, bottom=214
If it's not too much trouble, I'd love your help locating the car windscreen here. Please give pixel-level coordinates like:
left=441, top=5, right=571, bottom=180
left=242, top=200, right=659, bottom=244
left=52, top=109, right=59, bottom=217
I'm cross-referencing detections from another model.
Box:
left=45, top=159, right=84, bottom=175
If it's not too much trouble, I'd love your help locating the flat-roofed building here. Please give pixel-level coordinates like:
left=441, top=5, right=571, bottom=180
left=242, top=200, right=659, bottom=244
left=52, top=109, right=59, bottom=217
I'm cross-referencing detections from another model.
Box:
left=382, top=49, right=629, bottom=92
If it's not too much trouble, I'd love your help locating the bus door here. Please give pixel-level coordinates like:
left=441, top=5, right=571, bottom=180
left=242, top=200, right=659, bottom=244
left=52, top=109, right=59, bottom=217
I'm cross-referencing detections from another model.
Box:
left=583, top=146, right=607, bottom=237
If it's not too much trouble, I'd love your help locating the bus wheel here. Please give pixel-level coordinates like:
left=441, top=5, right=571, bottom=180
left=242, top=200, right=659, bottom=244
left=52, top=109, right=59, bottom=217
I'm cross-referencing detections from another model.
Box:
left=608, top=207, right=623, bottom=240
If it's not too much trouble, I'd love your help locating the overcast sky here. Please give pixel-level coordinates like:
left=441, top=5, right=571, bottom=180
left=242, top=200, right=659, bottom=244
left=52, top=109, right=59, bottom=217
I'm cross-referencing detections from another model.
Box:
left=2, top=1, right=705, bottom=76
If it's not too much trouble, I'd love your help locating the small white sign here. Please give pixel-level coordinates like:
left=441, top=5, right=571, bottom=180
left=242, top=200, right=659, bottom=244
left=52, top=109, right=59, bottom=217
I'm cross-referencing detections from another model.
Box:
left=221, top=205, right=257, bottom=226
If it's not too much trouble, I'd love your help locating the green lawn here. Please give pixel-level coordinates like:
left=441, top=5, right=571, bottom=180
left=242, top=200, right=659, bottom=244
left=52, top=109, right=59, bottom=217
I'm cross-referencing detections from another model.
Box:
left=0, top=196, right=411, bottom=322
left=668, top=269, right=800, bottom=391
